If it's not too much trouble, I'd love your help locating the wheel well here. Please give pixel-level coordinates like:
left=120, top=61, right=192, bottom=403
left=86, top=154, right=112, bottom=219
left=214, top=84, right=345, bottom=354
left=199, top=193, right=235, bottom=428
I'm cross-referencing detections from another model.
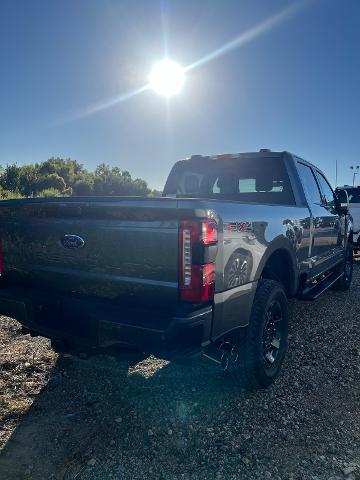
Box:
left=261, top=249, right=295, bottom=296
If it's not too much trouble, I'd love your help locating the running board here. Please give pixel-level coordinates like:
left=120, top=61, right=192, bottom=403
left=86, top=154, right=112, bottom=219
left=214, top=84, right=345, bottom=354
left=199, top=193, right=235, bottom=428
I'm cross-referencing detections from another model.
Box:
left=298, top=272, right=343, bottom=300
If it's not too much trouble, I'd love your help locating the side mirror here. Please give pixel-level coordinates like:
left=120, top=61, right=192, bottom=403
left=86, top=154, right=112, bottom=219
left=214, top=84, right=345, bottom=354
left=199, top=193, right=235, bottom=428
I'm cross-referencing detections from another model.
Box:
left=335, top=189, right=349, bottom=213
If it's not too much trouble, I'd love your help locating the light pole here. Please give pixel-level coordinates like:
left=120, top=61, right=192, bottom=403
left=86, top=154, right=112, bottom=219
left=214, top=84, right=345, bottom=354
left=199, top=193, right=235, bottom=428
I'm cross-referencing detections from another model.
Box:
left=350, top=165, right=360, bottom=186
left=335, top=159, right=338, bottom=187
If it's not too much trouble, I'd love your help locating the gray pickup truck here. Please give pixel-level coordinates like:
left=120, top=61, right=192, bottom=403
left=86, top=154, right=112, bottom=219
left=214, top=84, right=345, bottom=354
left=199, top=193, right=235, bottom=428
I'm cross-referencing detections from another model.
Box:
left=0, top=150, right=353, bottom=389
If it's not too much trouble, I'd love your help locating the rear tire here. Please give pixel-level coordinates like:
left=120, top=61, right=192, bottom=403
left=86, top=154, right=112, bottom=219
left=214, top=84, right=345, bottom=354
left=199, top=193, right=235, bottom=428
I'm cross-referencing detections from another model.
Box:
left=332, top=242, right=353, bottom=291
left=229, top=279, right=289, bottom=390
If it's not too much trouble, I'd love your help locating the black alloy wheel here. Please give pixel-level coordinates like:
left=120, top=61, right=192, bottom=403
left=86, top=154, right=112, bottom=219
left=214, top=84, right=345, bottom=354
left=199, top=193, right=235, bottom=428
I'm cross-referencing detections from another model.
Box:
left=228, top=279, right=289, bottom=390
left=262, top=299, right=284, bottom=368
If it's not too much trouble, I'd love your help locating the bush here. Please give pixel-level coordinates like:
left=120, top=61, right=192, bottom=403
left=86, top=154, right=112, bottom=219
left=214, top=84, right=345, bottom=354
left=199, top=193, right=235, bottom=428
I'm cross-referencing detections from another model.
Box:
left=148, top=189, right=163, bottom=197
left=0, top=189, right=23, bottom=200
left=35, top=188, right=69, bottom=198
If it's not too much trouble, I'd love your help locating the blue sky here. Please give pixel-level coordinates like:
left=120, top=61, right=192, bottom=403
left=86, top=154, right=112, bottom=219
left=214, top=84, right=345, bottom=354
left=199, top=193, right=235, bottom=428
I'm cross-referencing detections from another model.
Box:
left=0, top=0, right=359, bottom=189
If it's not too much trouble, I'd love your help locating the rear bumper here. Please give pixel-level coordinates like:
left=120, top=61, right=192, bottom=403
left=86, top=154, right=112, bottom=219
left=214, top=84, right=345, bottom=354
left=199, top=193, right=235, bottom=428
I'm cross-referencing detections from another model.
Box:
left=0, top=287, right=212, bottom=354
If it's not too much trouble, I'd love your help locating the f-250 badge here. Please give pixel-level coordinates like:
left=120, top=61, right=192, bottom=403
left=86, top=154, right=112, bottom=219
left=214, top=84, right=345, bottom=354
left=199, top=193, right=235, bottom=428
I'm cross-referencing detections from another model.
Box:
left=223, top=221, right=253, bottom=233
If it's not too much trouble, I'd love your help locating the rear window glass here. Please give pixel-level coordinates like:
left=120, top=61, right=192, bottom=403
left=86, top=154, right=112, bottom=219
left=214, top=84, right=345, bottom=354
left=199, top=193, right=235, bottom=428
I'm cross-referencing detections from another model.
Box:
left=164, top=157, right=295, bottom=205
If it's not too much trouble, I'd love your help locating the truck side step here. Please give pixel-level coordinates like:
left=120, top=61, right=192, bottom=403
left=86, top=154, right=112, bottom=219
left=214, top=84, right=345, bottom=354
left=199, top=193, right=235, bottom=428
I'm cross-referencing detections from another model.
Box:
left=299, top=271, right=343, bottom=300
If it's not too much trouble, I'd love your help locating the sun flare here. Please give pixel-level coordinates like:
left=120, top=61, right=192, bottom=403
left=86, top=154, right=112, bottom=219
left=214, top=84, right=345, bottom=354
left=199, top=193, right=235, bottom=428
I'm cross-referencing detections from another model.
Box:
left=149, top=59, right=185, bottom=97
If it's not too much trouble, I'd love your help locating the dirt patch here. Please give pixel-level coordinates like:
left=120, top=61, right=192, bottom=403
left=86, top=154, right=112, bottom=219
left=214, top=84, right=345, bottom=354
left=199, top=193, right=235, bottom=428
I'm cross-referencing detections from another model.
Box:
left=0, top=268, right=359, bottom=480
left=0, top=318, right=57, bottom=449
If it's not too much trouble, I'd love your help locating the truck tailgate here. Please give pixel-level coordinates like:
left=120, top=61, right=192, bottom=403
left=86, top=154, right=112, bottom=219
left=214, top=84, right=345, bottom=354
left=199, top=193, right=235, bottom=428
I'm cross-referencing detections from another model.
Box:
left=0, top=198, right=179, bottom=308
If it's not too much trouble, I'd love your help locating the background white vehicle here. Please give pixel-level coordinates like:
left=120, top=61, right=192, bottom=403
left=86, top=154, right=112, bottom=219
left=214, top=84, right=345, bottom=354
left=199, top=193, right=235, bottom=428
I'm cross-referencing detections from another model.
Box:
left=336, top=186, right=360, bottom=251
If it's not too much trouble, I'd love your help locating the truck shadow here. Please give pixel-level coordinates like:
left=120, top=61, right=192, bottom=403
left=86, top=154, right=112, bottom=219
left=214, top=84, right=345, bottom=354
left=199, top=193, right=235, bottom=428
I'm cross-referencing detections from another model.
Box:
left=0, top=349, right=243, bottom=479
left=0, top=265, right=359, bottom=479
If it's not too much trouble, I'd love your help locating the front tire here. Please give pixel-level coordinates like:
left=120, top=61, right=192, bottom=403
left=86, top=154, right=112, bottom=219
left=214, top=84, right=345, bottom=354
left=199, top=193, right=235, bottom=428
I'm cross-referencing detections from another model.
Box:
left=230, top=279, right=289, bottom=390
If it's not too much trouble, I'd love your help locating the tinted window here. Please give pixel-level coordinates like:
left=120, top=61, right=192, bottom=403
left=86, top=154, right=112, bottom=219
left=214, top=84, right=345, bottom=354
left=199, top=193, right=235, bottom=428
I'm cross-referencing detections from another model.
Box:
left=212, top=177, right=285, bottom=194
left=297, top=163, right=322, bottom=204
left=316, top=172, right=335, bottom=207
left=164, top=157, right=295, bottom=205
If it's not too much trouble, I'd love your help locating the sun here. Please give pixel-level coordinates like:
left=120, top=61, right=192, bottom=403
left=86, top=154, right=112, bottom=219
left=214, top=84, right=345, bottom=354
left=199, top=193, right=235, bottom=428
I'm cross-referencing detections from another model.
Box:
left=149, top=59, right=185, bottom=97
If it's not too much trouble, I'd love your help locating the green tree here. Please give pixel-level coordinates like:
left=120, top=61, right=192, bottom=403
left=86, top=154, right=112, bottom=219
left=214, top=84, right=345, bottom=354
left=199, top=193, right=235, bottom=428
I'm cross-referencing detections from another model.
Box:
left=38, top=157, right=85, bottom=187
left=35, top=173, right=66, bottom=192
left=72, top=173, right=95, bottom=195
left=0, top=158, right=152, bottom=199
left=18, top=164, right=38, bottom=196
left=0, top=164, right=21, bottom=192
left=93, top=164, right=150, bottom=196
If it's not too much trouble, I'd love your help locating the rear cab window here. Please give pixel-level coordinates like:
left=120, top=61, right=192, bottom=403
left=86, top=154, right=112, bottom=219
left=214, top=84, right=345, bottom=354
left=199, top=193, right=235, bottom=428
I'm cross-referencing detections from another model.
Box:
left=164, top=156, right=295, bottom=205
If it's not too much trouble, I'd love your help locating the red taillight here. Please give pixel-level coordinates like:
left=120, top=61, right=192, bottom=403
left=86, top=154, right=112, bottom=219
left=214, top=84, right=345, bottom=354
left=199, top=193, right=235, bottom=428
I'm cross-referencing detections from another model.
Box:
left=201, top=219, right=217, bottom=244
left=179, top=219, right=217, bottom=303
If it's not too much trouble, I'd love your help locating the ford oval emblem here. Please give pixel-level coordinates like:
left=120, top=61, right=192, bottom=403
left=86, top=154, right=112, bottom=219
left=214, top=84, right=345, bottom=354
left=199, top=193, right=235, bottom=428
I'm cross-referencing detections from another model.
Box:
left=61, top=234, right=85, bottom=249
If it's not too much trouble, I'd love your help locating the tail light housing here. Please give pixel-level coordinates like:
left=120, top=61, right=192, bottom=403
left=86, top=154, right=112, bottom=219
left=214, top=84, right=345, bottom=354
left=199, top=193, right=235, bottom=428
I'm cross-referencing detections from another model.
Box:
left=179, top=219, right=217, bottom=303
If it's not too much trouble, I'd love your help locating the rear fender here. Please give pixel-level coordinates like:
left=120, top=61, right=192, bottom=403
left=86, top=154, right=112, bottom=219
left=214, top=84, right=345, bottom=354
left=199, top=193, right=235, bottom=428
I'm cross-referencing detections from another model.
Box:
left=254, top=237, right=298, bottom=296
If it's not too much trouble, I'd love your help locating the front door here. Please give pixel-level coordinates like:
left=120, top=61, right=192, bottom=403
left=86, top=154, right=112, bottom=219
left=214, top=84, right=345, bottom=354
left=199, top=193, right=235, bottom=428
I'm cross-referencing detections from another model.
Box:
left=315, top=170, right=343, bottom=261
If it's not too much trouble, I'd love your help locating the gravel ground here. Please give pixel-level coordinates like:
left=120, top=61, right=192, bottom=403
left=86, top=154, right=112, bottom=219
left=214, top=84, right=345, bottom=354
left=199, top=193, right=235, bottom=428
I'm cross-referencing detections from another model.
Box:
left=0, top=265, right=359, bottom=480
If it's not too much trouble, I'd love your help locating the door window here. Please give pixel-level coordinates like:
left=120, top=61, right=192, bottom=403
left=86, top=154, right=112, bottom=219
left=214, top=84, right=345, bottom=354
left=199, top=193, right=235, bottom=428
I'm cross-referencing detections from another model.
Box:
left=297, top=163, right=322, bottom=205
left=316, top=172, right=335, bottom=207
